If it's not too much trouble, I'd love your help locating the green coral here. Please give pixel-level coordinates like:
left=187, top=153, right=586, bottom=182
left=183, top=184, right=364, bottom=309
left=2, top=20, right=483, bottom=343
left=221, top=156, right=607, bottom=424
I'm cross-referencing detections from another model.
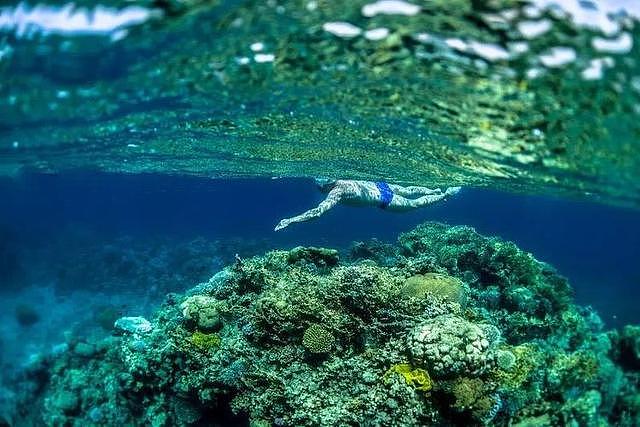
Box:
left=494, top=344, right=542, bottom=390
left=401, top=273, right=467, bottom=308
left=496, top=349, right=517, bottom=371
left=548, top=351, right=599, bottom=389
left=384, top=363, right=432, bottom=392
left=562, top=389, right=603, bottom=426
left=335, top=264, right=405, bottom=321
left=190, top=331, right=221, bottom=351
left=302, top=324, right=335, bottom=354
left=449, top=377, right=497, bottom=422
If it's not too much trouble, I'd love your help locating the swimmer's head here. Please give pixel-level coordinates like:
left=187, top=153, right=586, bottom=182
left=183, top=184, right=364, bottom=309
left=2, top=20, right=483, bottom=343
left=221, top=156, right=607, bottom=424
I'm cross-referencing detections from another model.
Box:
left=314, top=178, right=336, bottom=192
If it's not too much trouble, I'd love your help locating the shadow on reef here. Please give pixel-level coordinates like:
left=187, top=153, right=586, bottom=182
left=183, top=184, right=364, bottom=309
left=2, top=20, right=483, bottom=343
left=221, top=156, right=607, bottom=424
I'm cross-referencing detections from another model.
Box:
left=8, top=222, right=640, bottom=426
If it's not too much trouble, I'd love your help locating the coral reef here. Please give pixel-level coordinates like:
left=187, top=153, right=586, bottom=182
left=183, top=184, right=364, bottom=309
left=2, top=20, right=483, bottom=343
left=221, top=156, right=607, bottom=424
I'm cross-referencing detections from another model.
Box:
left=449, top=377, right=498, bottom=422
left=8, top=222, right=640, bottom=426
left=190, top=331, right=221, bottom=352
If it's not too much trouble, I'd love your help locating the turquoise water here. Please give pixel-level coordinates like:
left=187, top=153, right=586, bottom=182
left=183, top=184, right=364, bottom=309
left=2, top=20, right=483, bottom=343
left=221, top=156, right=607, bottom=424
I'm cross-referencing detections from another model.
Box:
left=1, top=1, right=640, bottom=426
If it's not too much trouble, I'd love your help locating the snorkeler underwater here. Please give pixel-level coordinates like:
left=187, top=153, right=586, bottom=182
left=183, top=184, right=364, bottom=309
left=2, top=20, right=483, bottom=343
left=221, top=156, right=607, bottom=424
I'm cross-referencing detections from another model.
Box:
left=1, top=0, right=640, bottom=426
left=274, top=180, right=461, bottom=230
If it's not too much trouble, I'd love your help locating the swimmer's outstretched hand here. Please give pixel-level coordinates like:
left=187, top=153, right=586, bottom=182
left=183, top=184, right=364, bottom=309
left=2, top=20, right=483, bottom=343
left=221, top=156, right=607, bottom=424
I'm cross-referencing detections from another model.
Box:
left=274, top=219, right=291, bottom=231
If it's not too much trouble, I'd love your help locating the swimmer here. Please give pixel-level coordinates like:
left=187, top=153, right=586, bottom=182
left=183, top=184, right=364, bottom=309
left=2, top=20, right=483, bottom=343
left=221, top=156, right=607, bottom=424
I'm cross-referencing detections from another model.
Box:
left=274, top=179, right=461, bottom=231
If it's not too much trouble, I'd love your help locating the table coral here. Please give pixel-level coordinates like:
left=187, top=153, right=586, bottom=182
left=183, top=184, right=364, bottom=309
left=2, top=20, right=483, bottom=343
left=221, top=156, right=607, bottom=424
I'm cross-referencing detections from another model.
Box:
left=401, top=273, right=467, bottom=308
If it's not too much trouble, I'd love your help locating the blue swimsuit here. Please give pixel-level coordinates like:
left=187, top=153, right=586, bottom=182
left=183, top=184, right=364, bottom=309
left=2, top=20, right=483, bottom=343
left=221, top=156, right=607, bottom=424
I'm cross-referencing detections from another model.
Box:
left=376, top=182, right=394, bottom=209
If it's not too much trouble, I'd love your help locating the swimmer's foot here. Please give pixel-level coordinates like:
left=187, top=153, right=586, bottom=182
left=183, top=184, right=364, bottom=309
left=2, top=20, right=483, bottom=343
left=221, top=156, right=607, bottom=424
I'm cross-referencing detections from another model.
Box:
left=445, top=186, right=461, bottom=196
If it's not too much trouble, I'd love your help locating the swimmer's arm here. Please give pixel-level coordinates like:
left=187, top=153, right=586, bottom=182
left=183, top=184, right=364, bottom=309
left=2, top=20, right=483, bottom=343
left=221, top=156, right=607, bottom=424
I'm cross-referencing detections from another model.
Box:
left=275, top=189, right=342, bottom=231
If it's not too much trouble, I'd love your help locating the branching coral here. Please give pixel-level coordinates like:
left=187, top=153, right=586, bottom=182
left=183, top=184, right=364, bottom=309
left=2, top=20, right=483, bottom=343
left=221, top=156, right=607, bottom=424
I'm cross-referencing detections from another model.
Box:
left=450, top=377, right=498, bottom=422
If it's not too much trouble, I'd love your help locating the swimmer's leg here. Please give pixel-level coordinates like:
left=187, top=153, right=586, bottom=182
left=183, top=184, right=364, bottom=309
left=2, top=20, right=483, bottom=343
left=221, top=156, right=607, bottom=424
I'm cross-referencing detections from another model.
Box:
left=444, top=186, right=461, bottom=196
left=388, top=185, right=442, bottom=198
left=388, top=193, right=450, bottom=210
left=406, top=193, right=449, bottom=208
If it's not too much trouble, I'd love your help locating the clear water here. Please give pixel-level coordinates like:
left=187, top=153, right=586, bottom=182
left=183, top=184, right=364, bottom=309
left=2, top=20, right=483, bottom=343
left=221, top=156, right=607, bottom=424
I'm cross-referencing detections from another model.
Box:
left=0, top=1, right=639, bottom=426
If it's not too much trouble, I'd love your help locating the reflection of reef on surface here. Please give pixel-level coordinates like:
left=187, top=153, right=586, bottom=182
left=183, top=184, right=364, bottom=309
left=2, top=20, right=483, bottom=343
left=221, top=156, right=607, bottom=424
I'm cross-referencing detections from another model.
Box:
left=9, top=223, right=640, bottom=426
left=1, top=0, right=639, bottom=207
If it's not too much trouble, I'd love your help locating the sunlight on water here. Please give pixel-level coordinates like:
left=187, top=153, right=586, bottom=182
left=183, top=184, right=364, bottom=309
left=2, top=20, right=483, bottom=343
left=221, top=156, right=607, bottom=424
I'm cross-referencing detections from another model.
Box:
left=0, top=3, right=158, bottom=38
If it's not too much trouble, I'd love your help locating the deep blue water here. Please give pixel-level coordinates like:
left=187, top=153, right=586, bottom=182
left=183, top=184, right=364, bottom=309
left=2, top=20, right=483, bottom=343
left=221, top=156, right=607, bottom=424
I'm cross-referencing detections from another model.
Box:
left=0, top=172, right=639, bottom=327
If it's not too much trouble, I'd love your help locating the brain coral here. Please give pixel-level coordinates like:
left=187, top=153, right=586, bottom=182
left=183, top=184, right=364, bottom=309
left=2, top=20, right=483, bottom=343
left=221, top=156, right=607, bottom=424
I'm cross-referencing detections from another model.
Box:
left=407, top=315, right=495, bottom=377
left=302, top=324, right=335, bottom=354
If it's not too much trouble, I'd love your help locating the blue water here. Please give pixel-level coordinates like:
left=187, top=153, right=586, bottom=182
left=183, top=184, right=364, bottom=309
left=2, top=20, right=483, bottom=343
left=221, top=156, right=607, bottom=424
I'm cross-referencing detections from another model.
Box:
left=1, top=172, right=638, bottom=327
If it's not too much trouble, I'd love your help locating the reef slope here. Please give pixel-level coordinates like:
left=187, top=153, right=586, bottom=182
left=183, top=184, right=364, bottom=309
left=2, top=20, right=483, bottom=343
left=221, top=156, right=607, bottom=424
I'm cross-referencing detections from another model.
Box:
left=11, top=223, right=640, bottom=426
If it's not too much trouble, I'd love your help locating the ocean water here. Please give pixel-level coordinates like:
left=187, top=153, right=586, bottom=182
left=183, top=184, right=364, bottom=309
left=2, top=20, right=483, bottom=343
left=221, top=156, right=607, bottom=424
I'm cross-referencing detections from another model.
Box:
left=1, top=0, right=640, bottom=426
